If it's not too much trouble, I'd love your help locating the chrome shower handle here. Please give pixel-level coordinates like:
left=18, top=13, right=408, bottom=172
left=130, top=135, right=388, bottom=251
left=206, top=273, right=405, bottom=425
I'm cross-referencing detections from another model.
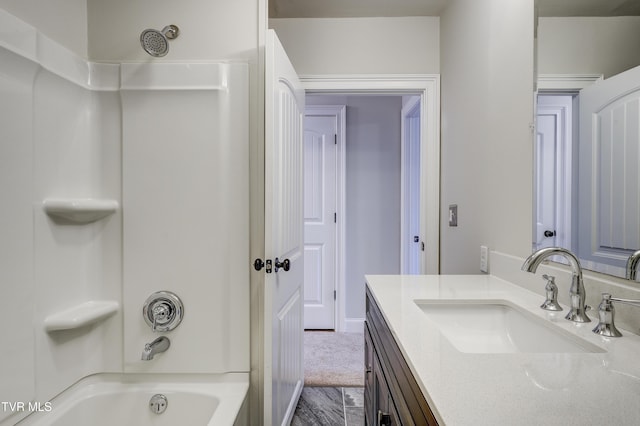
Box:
left=143, top=291, right=184, bottom=332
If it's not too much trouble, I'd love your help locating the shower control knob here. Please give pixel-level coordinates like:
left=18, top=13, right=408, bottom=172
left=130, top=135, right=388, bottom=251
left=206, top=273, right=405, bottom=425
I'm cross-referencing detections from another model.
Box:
left=274, top=258, right=290, bottom=272
left=143, top=291, right=184, bottom=332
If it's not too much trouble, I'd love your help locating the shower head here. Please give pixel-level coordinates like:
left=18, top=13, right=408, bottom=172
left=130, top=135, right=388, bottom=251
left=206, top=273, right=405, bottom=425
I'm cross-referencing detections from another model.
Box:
left=140, top=25, right=179, bottom=57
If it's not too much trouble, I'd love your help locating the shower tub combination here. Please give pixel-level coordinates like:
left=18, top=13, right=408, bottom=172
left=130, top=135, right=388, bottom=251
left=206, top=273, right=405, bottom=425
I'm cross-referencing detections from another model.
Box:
left=17, top=374, right=249, bottom=426
left=0, top=8, right=251, bottom=426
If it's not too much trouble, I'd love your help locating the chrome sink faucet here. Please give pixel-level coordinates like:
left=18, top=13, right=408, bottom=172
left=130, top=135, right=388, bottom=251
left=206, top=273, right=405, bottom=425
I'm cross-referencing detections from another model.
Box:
left=141, top=336, right=170, bottom=360
left=626, top=249, right=640, bottom=281
left=522, top=247, right=590, bottom=323
left=593, top=293, right=640, bottom=337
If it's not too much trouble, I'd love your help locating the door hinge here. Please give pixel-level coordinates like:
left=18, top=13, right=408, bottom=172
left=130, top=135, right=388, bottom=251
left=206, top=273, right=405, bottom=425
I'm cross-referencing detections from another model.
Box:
left=334, top=134, right=337, bottom=145
left=334, top=212, right=337, bottom=223
left=334, top=290, right=336, bottom=300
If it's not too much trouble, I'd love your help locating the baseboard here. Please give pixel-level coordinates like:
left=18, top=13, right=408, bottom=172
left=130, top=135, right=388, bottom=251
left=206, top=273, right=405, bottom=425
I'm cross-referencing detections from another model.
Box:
left=343, top=318, right=365, bottom=333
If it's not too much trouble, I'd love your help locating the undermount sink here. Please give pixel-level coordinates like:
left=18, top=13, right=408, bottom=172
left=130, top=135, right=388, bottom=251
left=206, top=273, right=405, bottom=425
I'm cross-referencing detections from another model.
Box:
left=414, top=300, right=605, bottom=354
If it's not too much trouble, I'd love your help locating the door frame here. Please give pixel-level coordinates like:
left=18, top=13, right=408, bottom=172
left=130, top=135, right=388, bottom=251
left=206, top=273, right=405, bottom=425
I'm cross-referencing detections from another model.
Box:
left=303, top=104, right=346, bottom=331
left=301, top=75, right=441, bottom=281
left=535, top=74, right=603, bottom=254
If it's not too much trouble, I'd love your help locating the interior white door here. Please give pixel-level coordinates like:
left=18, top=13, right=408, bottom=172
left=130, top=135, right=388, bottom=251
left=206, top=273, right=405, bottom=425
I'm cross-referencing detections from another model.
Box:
left=535, top=95, right=573, bottom=251
left=534, top=94, right=575, bottom=249
left=401, top=98, right=422, bottom=274
left=264, top=29, right=305, bottom=426
left=535, top=112, right=558, bottom=249
left=303, top=111, right=337, bottom=330
left=578, top=65, right=640, bottom=270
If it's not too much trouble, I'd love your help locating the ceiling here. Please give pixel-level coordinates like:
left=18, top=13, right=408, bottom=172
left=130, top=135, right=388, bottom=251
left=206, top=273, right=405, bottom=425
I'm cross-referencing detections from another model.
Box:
left=269, top=0, right=640, bottom=19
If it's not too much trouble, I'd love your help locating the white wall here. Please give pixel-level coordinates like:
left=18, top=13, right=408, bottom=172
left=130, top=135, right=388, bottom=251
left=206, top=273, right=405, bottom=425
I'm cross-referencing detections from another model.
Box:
left=438, top=3, right=640, bottom=335
left=0, top=12, right=122, bottom=424
left=0, top=39, right=38, bottom=426
left=308, top=95, right=403, bottom=321
left=439, top=0, right=535, bottom=273
left=0, top=0, right=88, bottom=57
left=538, top=17, right=640, bottom=79
left=87, top=0, right=259, bottom=62
left=120, top=63, right=250, bottom=374
left=270, top=17, right=440, bottom=75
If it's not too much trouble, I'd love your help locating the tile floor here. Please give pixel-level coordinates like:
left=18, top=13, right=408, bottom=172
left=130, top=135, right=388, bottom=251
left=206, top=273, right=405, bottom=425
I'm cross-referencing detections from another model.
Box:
left=291, top=387, right=365, bottom=426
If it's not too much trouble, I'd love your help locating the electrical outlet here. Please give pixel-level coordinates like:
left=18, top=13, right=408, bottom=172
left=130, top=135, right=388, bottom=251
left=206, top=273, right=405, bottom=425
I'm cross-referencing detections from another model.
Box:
left=480, top=245, right=489, bottom=273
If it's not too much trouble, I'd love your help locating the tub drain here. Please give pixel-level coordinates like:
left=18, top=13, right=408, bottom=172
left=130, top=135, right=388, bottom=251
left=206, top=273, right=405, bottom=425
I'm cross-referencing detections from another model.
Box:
left=149, top=394, right=168, bottom=414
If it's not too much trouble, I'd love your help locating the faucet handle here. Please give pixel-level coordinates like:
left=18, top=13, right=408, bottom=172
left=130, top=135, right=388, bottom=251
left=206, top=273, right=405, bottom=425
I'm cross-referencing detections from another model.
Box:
left=593, top=293, right=640, bottom=337
left=143, top=291, right=184, bottom=332
left=593, top=293, right=623, bottom=337
left=540, top=274, right=563, bottom=311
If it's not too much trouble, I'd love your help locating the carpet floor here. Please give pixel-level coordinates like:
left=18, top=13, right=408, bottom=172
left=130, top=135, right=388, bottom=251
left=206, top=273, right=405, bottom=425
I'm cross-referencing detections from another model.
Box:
left=304, top=331, right=364, bottom=387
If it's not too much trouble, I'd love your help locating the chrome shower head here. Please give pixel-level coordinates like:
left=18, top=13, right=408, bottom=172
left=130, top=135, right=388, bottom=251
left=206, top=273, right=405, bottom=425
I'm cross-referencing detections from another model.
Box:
left=140, top=25, right=179, bottom=57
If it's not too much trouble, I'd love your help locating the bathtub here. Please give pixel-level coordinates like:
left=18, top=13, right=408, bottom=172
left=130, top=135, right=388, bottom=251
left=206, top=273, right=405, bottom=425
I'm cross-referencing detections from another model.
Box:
left=16, top=373, right=249, bottom=426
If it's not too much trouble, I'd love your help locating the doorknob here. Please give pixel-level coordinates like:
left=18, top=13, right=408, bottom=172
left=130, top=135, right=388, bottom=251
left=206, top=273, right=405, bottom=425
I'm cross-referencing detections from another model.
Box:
left=274, top=257, right=290, bottom=272
left=253, top=258, right=265, bottom=271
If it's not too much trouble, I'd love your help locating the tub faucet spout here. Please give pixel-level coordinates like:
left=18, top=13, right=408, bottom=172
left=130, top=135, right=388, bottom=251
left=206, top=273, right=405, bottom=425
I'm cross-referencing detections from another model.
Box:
left=626, top=250, right=640, bottom=281
left=522, top=247, right=590, bottom=323
left=141, top=336, right=170, bottom=360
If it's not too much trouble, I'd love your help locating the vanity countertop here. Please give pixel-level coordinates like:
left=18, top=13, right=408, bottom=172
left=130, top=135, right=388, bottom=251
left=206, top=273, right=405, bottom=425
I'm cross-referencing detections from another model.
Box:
left=365, top=274, right=640, bottom=425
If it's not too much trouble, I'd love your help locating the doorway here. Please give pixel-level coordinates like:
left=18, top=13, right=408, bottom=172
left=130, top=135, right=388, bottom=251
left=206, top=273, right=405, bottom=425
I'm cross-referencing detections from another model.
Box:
left=292, top=75, right=439, bottom=424
left=300, top=74, right=440, bottom=333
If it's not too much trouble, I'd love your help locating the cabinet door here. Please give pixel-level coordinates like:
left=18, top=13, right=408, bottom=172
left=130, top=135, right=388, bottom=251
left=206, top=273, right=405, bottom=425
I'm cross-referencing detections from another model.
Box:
left=374, top=353, right=404, bottom=426
left=364, top=323, right=375, bottom=426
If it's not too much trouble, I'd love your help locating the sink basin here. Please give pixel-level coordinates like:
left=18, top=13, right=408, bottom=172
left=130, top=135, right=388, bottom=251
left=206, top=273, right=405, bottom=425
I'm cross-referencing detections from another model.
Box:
left=414, top=300, right=605, bottom=354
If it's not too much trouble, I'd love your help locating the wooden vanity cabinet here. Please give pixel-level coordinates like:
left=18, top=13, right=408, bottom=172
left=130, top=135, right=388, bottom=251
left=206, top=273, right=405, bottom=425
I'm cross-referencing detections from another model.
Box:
left=364, top=287, right=439, bottom=426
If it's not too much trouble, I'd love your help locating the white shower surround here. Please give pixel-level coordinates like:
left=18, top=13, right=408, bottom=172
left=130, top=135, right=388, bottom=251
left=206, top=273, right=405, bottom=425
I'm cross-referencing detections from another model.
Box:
left=0, top=9, right=249, bottom=425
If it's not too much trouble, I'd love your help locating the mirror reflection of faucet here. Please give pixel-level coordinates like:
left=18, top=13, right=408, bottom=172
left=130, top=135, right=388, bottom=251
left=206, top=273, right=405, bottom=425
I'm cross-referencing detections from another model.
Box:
left=626, top=250, right=640, bottom=281
left=522, top=247, right=590, bottom=323
left=141, top=336, right=170, bottom=360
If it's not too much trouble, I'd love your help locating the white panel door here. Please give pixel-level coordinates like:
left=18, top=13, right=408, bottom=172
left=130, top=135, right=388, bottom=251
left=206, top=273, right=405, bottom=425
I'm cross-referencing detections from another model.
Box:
left=536, top=95, right=574, bottom=251
left=535, top=113, right=557, bottom=249
left=579, top=65, right=640, bottom=269
left=401, top=98, right=422, bottom=274
left=264, top=29, right=305, bottom=426
left=303, top=112, right=337, bottom=330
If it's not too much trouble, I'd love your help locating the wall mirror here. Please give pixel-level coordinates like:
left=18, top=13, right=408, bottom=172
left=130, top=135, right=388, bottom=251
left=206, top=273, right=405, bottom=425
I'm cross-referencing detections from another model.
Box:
left=534, top=0, right=640, bottom=279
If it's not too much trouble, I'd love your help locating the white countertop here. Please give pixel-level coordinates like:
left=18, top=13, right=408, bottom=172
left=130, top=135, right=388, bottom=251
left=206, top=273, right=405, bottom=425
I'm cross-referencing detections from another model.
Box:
left=365, top=274, right=640, bottom=426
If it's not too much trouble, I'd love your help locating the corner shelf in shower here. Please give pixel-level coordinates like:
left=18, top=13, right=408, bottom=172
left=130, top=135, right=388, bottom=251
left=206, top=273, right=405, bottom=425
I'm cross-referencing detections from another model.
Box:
left=44, top=301, right=119, bottom=332
left=43, top=198, right=119, bottom=223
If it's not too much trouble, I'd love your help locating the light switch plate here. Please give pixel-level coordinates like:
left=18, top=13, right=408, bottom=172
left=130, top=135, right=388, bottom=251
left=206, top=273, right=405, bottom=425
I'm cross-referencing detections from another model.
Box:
left=448, top=204, right=458, bottom=227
